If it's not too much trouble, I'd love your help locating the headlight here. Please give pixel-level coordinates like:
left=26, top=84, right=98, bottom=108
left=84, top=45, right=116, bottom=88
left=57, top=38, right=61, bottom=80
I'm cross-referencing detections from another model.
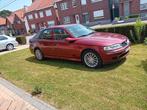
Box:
left=104, top=44, right=122, bottom=51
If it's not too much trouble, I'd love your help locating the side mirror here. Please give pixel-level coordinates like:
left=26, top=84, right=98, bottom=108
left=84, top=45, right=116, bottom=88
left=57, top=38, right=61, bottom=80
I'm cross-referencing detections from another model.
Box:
left=65, top=37, right=77, bottom=43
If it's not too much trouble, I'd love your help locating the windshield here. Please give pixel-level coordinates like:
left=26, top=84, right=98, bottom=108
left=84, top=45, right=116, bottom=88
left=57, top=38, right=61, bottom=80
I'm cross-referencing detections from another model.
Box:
left=65, top=24, right=95, bottom=38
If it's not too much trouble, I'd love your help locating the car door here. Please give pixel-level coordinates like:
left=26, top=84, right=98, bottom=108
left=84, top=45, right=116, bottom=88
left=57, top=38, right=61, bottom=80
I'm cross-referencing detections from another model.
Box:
left=0, top=36, right=8, bottom=50
left=53, top=28, right=77, bottom=59
left=37, top=29, right=56, bottom=57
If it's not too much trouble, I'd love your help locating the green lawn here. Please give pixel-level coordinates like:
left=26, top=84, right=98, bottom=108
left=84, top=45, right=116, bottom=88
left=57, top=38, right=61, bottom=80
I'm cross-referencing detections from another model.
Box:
left=0, top=45, right=147, bottom=110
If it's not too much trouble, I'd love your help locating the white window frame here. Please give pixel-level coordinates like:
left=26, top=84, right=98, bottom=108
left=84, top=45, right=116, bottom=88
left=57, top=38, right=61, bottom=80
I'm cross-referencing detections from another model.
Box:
left=91, top=0, right=102, bottom=3
left=93, top=10, right=104, bottom=19
left=39, top=11, right=44, bottom=18
left=63, top=16, right=70, bottom=24
left=45, top=9, right=52, bottom=16
left=81, top=0, right=87, bottom=5
left=31, top=24, right=36, bottom=29
left=60, top=2, right=68, bottom=10
left=47, top=21, right=55, bottom=27
left=28, top=14, right=33, bottom=20
left=72, top=0, right=77, bottom=7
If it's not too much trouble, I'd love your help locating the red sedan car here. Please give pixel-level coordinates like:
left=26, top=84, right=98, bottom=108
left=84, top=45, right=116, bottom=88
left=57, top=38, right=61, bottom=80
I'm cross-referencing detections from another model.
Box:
left=29, top=24, right=130, bottom=68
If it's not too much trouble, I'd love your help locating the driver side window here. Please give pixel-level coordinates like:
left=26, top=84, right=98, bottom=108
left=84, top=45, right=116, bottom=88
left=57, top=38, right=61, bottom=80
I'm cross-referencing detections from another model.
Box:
left=40, top=29, right=52, bottom=40
left=53, top=28, right=70, bottom=40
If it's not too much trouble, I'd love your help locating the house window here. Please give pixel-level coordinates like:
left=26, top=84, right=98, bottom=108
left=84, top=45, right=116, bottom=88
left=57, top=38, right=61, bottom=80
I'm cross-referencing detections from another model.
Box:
left=81, top=0, right=87, bottom=5
left=82, top=13, right=89, bottom=24
left=39, top=11, right=44, bottom=18
left=35, top=13, right=38, bottom=19
left=93, top=10, right=104, bottom=19
left=60, top=2, right=68, bottom=10
left=47, top=21, right=55, bottom=26
left=72, top=0, right=77, bottom=7
left=28, top=14, right=33, bottom=20
left=31, top=24, right=36, bottom=29
left=91, top=0, right=102, bottom=3
left=63, top=16, right=70, bottom=24
left=45, top=9, right=52, bottom=16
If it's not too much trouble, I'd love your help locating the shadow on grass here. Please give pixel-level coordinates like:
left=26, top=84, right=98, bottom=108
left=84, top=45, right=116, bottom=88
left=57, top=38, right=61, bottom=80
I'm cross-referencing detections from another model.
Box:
left=142, top=59, right=147, bottom=73
left=26, top=56, right=126, bottom=72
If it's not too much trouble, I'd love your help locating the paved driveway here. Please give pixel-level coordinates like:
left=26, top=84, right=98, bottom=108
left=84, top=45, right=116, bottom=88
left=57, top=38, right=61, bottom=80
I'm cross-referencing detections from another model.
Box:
left=0, top=45, right=29, bottom=56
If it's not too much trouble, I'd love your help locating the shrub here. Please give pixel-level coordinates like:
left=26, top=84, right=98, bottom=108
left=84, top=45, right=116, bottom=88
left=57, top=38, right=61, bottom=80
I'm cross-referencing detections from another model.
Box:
left=128, top=14, right=140, bottom=19
left=95, top=24, right=136, bottom=42
left=16, top=36, right=26, bottom=45
left=94, top=21, right=147, bottom=43
left=134, top=18, right=145, bottom=43
left=144, top=37, right=147, bottom=45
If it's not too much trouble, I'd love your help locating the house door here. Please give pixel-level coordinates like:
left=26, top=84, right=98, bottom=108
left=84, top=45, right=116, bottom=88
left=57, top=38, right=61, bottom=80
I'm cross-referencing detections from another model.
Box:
left=124, top=1, right=130, bottom=16
left=75, top=14, right=80, bottom=24
left=82, top=13, right=89, bottom=24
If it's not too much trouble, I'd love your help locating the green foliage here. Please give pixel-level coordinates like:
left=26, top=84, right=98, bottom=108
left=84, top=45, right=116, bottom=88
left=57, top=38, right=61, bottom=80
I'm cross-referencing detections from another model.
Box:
left=31, top=86, right=42, bottom=96
left=0, top=10, right=11, bottom=18
left=95, top=24, right=136, bottom=43
left=134, top=18, right=145, bottom=43
left=16, top=36, right=26, bottom=45
left=144, top=37, right=147, bottom=45
left=128, top=14, right=140, bottom=19
left=114, top=17, right=120, bottom=21
left=95, top=20, right=147, bottom=43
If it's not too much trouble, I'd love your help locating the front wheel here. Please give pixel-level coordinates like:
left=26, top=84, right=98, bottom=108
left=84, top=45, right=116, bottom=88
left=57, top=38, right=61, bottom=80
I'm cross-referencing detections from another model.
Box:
left=82, top=50, right=102, bottom=68
left=34, top=49, right=44, bottom=60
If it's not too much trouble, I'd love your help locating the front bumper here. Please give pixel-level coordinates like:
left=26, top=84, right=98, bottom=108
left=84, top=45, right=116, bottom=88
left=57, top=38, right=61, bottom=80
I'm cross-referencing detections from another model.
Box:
left=101, top=46, right=130, bottom=64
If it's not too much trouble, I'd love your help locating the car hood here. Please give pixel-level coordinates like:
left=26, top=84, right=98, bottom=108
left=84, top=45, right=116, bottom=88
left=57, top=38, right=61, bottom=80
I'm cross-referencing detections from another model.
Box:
left=77, top=32, right=127, bottom=46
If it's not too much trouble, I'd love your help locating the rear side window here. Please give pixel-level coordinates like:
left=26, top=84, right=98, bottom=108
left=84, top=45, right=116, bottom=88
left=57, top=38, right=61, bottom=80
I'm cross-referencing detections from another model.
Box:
left=39, top=29, right=52, bottom=40
left=53, top=28, right=69, bottom=40
left=0, top=36, right=8, bottom=41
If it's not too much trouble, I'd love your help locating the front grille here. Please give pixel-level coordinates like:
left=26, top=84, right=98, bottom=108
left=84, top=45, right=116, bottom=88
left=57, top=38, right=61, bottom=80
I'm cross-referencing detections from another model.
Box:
left=121, top=40, right=128, bottom=47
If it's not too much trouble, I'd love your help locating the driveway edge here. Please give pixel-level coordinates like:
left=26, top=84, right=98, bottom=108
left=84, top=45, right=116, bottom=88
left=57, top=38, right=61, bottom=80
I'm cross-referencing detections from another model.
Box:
left=0, top=77, right=57, bottom=110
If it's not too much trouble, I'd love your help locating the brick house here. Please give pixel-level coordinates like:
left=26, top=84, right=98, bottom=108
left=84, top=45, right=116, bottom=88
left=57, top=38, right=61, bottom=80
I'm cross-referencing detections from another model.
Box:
left=6, top=8, right=26, bottom=35
left=0, top=17, right=7, bottom=34
left=55, top=0, right=111, bottom=25
left=140, top=0, right=147, bottom=17
left=25, top=0, right=58, bottom=33
left=119, top=0, right=140, bottom=17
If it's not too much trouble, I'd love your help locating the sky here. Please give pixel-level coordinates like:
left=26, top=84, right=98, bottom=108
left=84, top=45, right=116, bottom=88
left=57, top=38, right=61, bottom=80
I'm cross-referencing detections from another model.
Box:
left=141, top=0, right=147, bottom=4
left=0, top=0, right=32, bottom=11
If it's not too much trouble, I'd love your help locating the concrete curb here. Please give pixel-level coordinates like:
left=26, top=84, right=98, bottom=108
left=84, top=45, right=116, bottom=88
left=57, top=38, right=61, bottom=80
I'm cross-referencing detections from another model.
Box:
left=0, top=78, right=57, bottom=110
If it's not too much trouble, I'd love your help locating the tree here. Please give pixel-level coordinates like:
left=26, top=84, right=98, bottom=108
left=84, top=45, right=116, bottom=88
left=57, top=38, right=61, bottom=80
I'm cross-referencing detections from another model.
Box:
left=0, top=10, right=12, bottom=18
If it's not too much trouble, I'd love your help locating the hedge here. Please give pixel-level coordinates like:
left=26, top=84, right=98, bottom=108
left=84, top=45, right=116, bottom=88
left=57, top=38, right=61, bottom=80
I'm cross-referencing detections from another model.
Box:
left=16, top=36, right=26, bottom=45
left=94, top=23, right=147, bottom=43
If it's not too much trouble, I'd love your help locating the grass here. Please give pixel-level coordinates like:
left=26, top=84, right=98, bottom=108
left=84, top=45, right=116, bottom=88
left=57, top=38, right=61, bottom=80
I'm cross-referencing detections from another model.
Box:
left=0, top=44, right=147, bottom=110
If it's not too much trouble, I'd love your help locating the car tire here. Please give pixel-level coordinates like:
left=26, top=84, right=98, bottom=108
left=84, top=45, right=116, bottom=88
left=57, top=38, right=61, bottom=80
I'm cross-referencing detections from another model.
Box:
left=34, top=49, right=44, bottom=60
left=82, top=50, right=102, bottom=68
left=6, top=44, right=14, bottom=51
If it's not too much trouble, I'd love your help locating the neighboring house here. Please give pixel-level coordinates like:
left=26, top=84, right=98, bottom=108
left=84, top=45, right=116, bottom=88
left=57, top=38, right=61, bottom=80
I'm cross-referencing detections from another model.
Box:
left=55, top=0, right=111, bottom=25
left=25, top=0, right=58, bottom=33
left=119, top=0, right=140, bottom=17
left=0, top=17, right=7, bottom=35
left=6, top=8, right=26, bottom=35
left=140, top=0, right=147, bottom=18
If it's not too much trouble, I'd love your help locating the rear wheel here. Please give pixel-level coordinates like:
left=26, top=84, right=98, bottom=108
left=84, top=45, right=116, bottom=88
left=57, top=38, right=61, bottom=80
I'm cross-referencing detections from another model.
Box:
left=34, top=49, right=44, bottom=60
left=82, top=50, right=102, bottom=68
left=6, top=44, right=14, bottom=51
